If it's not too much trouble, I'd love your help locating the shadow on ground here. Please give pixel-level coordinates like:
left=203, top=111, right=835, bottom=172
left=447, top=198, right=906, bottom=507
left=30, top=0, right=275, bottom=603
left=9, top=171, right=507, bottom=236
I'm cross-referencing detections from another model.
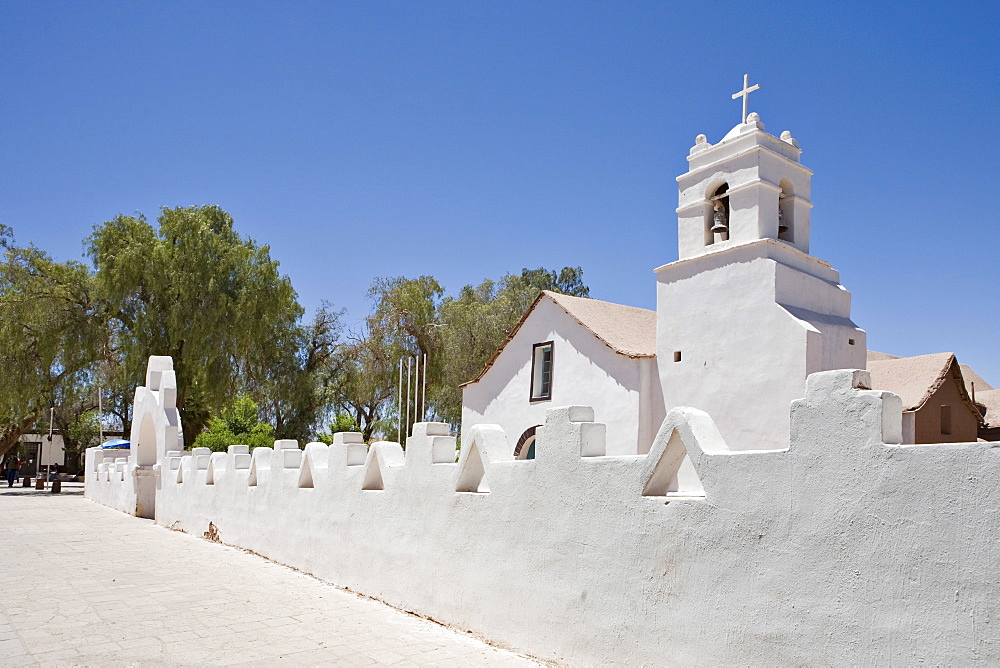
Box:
left=0, top=482, right=85, bottom=497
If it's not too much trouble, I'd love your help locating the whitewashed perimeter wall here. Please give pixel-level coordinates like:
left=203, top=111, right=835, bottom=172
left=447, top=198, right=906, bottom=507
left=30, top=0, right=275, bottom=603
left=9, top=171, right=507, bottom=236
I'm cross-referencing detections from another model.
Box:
left=87, top=369, right=1000, bottom=665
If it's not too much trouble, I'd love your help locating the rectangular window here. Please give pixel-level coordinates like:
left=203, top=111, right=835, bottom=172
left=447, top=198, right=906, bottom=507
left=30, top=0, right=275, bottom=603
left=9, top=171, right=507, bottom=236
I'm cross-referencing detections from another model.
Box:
left=530, top=341, right=554, bottom=401
left=941, top=405, right=952, bottom=435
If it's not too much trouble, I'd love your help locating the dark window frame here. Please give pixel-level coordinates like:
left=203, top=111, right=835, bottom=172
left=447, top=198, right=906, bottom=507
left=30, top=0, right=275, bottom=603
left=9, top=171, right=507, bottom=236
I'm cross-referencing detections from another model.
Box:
left=530, top=341, right=554, bottom=402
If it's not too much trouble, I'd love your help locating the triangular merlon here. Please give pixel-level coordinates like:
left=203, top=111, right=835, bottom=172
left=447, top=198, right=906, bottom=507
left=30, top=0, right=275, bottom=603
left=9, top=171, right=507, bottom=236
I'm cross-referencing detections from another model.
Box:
left=464, top=424, right=511, bottom=462
left=455, top=440, right=490, bottom=494
left=298, top=454, right=315, bottom=488
left=247, top=447, right=273, bottom=487
left=206, top=453, right=225, bottom=485
left=362, top=442, right=404, bottom=491
left=641, top=407, right=729, bottom=498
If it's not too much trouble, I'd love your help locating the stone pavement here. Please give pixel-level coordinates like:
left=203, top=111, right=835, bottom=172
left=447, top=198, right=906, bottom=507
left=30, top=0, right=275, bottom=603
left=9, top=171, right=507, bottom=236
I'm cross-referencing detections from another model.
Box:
left=0, top=484, right=540, bottom=666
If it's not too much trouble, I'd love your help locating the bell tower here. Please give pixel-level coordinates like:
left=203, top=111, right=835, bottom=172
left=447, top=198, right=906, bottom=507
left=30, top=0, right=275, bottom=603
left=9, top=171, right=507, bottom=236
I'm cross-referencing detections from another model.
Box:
left=655, top=76, right=866, bottom=451
left=677, top=111, right=813, bottom=260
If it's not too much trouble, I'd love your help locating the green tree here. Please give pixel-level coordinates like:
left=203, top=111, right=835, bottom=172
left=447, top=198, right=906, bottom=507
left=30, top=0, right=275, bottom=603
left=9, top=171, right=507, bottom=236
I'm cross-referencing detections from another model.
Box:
left=316, top=412, right=362, bottom=444
left=366, top=275, right=443, bottom=360
left=247, top=304, right=347, bottom=443
left=87, top=206, right=303, bottom=447
left=193, top=396, right=275, bottom=452
left=62, top=410, right=102, bottom=473
left=327, top=276, right=444, bottom=441
left=0, top=225, right=102, bottom=458
left=341, top=267, right=589, bottom=432
left=329, top=327, right=400, bottom=442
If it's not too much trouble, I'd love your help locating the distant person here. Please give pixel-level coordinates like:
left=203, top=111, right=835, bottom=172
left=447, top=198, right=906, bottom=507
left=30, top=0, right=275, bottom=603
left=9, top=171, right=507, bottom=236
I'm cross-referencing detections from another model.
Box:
left=4, top=453, right=19, bottom=488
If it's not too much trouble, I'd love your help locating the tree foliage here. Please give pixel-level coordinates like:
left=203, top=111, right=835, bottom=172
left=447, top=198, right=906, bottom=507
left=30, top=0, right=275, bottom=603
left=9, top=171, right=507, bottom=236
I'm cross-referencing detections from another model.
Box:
left=344, top=267, right=590, bottom=432
left=62, top=410, right=102, bottom=473
left=87, top=206, right=302, bottom=447
left=193, top=396, right=274, bottom=452
left=2, top=205, right=589, bottom=452
left=0, top=225, right=102, bottom=458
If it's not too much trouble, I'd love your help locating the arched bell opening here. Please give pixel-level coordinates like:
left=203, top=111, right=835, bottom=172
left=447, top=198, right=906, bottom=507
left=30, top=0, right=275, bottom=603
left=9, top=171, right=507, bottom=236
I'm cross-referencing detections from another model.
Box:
left=704, top=182, right=730, bottom=246
left=778, top=179, right=794, bottom=243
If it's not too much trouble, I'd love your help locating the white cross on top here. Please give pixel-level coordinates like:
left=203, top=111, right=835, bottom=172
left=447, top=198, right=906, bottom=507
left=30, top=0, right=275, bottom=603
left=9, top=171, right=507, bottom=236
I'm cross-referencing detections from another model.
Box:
left=731, top=73, right=760, bottom=124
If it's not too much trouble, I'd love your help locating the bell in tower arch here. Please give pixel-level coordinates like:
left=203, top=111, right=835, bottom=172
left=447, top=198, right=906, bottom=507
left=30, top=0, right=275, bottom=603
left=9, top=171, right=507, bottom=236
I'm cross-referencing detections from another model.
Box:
left=710, top=201, right=728, bottom=234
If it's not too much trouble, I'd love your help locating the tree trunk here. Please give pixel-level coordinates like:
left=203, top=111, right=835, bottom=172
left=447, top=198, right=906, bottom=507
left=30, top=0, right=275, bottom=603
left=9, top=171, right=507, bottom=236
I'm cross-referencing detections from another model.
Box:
left=0, top=413, right=41, bottom=460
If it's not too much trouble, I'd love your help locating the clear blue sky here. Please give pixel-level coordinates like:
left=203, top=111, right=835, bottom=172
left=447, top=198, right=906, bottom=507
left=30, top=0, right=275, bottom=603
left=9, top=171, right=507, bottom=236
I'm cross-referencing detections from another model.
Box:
left=2, top=1, right=998, bottom=383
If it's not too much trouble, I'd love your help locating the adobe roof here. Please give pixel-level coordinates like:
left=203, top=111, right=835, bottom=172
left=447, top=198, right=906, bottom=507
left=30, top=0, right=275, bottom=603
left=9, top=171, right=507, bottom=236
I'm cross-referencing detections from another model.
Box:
left=867, top=352, right=981, bottom=420
left=868, top=350, right=994, bottom=397
left=543, top=291, right=656, bottom=359
left=460, top=291, right=655, bottom=387
left=976, top=389, right=1000, bottom=428
left=866, top=350, right=900, bottom=362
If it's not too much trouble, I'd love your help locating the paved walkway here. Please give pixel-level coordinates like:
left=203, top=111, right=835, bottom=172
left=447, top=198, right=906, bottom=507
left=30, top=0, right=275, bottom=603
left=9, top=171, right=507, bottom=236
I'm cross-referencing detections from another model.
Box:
left=0, top=484, right=539, bottom=666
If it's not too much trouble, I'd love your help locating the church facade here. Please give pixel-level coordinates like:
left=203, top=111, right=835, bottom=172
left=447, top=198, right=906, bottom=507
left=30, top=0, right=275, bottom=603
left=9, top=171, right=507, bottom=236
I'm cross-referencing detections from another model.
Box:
left=463, top=108, right=866, bottom=453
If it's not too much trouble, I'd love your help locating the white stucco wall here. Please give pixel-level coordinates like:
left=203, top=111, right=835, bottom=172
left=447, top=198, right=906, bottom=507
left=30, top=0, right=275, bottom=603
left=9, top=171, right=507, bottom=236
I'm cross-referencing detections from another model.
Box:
left=461, top=297, right=659, bottom=456
left=18, top=433, right=66, bottom=469
left=656, top=240, right=866, bottom=451
left=84, top=355, right=181, bottom=518
left=98, top=367, right=1000, bottom=665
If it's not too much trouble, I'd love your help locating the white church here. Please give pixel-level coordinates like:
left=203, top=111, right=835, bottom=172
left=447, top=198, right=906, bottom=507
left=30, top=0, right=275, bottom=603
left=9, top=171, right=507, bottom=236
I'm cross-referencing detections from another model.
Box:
left=86, top=77, right=1000, bottom=665
left=462, top=77, right=867, bottom=457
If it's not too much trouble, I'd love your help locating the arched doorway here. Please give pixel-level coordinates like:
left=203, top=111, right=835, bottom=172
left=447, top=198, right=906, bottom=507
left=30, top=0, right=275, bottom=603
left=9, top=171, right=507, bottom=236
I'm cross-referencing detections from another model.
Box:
left=135, top=413, right=157, bottom=467
left=514, top=425, right=541, bottom=460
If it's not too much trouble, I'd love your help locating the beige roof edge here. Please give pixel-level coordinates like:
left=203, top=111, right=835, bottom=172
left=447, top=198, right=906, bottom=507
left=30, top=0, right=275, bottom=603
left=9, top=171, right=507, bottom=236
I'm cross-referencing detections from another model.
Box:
left=459, top=291, right=655, bottom=388
left=890, top=353, right=982, bottom=418
left=543, top=291, right=656, bottom=359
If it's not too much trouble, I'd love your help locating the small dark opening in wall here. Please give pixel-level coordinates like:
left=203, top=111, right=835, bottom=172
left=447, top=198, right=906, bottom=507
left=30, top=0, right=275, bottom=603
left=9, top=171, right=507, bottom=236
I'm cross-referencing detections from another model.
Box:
left=673, top=351, right=682, bottom=363
left=848, top=338, right=856, bottom=345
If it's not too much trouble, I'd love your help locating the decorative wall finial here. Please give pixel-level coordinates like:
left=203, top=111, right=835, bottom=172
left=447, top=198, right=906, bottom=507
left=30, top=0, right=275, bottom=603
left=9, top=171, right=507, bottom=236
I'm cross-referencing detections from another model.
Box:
left=731, top=73, right=760, bottom=124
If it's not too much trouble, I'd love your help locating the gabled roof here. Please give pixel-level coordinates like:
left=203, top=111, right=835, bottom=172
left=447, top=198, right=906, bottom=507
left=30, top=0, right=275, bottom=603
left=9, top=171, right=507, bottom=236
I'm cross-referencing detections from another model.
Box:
left=867, top=352, right=981, bottom=419
left=868, top=350, right=994, bottom=397
left=460, top=291, right=656, bottom=387
left=543, top=291, right=656, bottom=358
left=977, top=389, right=1000, bottom=428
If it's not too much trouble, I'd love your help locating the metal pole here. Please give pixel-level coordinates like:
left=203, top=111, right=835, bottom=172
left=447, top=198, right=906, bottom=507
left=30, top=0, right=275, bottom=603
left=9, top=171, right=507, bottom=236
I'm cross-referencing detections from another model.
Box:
left=411, top=356, right=418, bottom=430
left=405, top=357, right=411, bottom=440
left=397, top=359, right=403, bottom=443
left=98, top=387, right=104, bottom=445
left=413, top=355, right=419, bottom=426
left=38, top=405, right=54, bottom=489
left=421, top=353, right=427, bottom=422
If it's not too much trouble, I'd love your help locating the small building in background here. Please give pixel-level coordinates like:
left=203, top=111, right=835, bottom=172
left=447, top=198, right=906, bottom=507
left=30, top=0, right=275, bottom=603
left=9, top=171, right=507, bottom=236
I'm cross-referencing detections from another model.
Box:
left=17, top=431, right=65, bottom=477
left=867, top=351, right=984, bottom=443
